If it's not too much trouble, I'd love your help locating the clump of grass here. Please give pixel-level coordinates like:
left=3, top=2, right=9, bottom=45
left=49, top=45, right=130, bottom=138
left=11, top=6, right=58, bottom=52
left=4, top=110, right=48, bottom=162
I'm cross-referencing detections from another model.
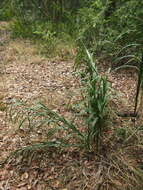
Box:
left=81, top=47, right=111, bottom=151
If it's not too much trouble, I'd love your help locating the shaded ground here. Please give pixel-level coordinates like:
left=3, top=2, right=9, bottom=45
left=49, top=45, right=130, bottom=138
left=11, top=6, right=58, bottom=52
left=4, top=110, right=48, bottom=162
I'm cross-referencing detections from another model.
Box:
left=0, top=22, right=142, bottom=190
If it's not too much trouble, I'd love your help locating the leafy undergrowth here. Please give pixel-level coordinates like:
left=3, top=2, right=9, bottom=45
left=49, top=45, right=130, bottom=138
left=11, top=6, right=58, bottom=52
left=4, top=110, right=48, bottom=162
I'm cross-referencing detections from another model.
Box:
left=0, top=22, right=143, bottom=190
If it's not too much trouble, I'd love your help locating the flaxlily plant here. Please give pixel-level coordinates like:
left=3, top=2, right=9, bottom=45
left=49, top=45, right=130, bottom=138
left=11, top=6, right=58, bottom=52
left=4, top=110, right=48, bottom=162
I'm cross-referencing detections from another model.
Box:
left=8, top=47, right=111, bottom=156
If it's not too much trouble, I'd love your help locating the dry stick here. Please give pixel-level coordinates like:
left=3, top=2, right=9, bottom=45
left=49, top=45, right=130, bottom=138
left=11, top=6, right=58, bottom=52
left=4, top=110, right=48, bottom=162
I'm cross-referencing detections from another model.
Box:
left=134, top=54, right=143, bottom=117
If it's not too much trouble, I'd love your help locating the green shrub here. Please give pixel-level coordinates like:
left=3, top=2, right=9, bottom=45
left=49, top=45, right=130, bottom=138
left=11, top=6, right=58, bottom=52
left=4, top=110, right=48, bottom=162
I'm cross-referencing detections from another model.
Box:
left=0, top=1, right=14, bottom=21
left=77, top=0, right=143, bottom=65
left=10, top=19, right=34, bottom=38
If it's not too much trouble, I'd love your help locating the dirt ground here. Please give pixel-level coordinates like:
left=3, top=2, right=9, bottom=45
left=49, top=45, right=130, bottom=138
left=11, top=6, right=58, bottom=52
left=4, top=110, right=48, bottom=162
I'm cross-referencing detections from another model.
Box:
left=0, top=22, right=142, bottom=190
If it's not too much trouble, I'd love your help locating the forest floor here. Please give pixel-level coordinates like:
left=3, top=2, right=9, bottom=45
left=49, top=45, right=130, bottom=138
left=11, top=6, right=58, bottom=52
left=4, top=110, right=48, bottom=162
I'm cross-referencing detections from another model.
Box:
left=0, top=21, right=143, bottom=190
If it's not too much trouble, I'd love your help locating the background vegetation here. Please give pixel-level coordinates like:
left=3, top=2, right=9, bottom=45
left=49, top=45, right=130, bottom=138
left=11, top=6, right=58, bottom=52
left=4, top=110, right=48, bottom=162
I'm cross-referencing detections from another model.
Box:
left=1, top=0, right=143, bottom=62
